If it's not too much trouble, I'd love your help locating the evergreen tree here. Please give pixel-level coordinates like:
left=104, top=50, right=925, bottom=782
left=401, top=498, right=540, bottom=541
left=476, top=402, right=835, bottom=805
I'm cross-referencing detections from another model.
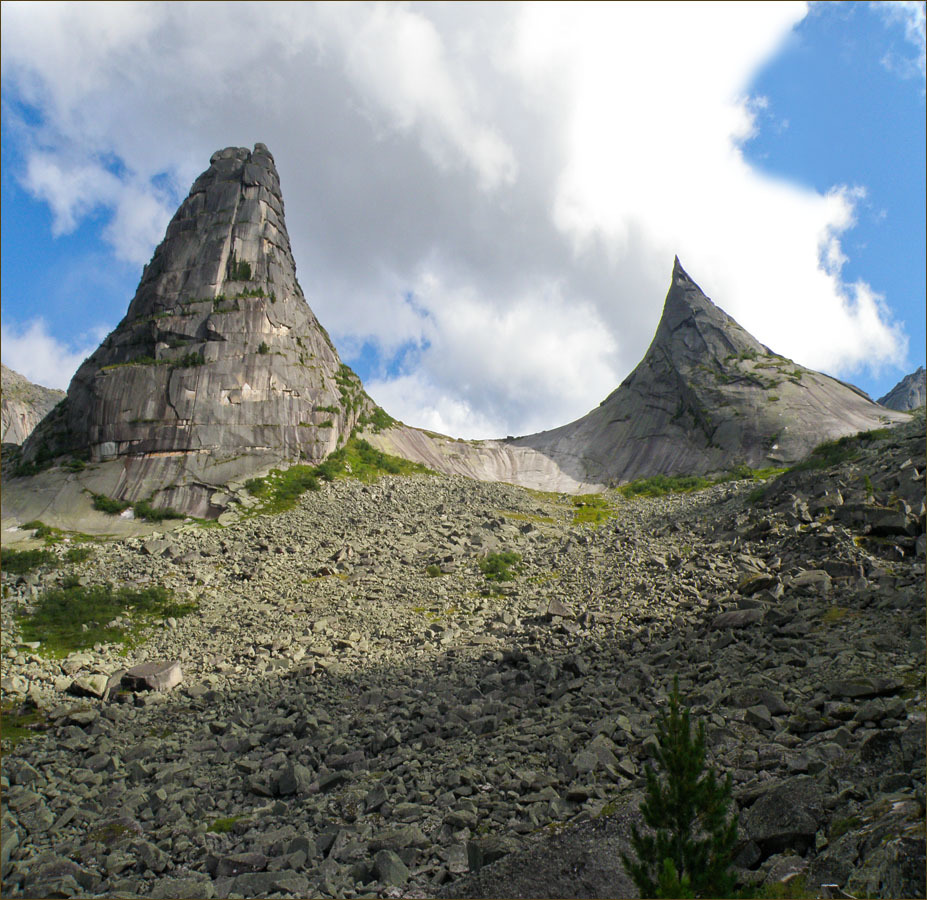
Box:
left=621, top=676, right=738, bottom=898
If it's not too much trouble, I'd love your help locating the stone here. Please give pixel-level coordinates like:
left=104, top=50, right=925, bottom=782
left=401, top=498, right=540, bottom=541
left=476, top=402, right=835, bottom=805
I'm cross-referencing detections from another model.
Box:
left=122, top=660, right=182, bottom=692
left=275, top=761, right=313, bottom=797
left=710, top=608, right=765, bottom=629
left=373, top=848, right=410, bottom=885
left=67, top=673, right=109, bottom=699
left=213, top=851, right=268, bottom=878
left=546, top=598, right=575, bottom=620
left=825, top=676, right=903, bottom=699
left=743, top=776, right=824, bottom=856
left=467, top=835, right=520, bottom=873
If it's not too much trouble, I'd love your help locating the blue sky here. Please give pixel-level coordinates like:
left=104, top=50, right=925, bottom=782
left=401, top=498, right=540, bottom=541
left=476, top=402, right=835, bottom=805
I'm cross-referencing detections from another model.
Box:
left=1, top=2, right=924, bottom=437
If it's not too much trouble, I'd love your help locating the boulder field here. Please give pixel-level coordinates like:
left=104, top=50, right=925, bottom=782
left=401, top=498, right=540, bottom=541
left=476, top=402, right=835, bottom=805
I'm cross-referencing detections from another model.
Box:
left=2, top=416, right=923, bottom=899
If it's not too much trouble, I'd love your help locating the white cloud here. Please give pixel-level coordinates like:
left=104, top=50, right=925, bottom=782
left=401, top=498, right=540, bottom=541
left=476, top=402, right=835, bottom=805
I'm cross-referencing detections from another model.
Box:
left=874, top=0, right=927, bottom=81
left=0, top=1, right=913, bottom=436
left=22, top=154, right=174, bottom=265
left=1, top=319, right=108, bottom=391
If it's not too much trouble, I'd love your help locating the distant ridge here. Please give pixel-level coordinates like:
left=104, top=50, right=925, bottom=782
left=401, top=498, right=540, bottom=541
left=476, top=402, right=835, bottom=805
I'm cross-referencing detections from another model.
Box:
left=878, top=366, right=926, bottom=411
left=0, top=365, right=65, bottom=446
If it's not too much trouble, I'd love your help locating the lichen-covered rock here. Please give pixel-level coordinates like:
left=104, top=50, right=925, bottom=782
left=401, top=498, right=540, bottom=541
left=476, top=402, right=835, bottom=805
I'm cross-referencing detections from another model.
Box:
left=20, top=144, right=375, bottom=516
left=743, top=776, right=825, bottom=856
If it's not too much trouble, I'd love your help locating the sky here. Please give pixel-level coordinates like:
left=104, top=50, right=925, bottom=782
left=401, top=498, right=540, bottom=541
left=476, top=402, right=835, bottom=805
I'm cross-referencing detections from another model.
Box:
left=1, top=1, right=924, bottom=439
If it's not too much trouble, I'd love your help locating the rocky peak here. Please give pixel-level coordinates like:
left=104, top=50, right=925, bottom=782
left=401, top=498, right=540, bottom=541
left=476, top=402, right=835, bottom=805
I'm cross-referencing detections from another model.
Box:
left=878, top=366, right=926, bottom=411
left=511, top=259, right=908, bottom=486
left=0, top=365, right=65, bottom=446
left=20, top=144, right=375, bottom=516
left=652, top=257, right=768, bottom=366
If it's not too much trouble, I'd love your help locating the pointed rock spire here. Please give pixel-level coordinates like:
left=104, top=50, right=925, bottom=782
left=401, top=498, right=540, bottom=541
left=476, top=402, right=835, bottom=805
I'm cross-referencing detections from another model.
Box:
left=22, top=144, right=374, bottom=516
left=514, top=258, right=907, bottom=484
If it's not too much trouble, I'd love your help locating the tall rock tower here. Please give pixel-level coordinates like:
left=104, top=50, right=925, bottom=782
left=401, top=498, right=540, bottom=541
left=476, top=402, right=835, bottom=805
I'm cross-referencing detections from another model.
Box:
left=22, top=144, right=373, bottom=515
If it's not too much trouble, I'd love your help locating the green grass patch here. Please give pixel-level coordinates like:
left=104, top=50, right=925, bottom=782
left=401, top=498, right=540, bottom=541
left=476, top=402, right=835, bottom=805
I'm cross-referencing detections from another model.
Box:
left=22, top=520, right=59, bottom=541
left=479, top=551, right=522, bottom=582
left=618, top=474, right=713, bottom=498
left=425, top=564, right=443, bottom=578
left=571, top=493, right=615, bottom=525
left=1, top=547, right=57, bottom=575
left=64, top=547, right=93, bottom=564
left=16, top=579, right=197, bottom=657
left=245, top=466, right=321, bottom=514
left=788, top=427, right=893, bottom=473
left=1, top=699, right=48, bottom=750
left=245, top=437, right=431, bottom=515
left=208, top=815, right=245, bottom=834
left=357, top=406, right=397, bottom=433
left=497, top=509, right=556, bottom=525
left=829, top=816, right=862, bottom=840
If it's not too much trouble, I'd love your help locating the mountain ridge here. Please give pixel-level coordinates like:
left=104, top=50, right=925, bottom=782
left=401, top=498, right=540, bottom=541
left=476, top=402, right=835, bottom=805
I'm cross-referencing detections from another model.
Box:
left=879, top=366, right=926, bottom=411
left=0, top=365, right=65, bottom=446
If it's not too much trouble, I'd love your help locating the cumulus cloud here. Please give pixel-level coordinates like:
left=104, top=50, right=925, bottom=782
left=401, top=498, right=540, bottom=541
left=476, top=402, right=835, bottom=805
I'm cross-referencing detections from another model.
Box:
left=0, top=1, right=913, bottom=437
left=1, top=320, right=108, bottom=391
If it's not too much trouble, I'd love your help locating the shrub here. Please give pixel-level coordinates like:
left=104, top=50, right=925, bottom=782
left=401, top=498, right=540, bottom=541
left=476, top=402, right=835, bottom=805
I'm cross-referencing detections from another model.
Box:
left=133, top=499, right=184, bottom=522
left=1, top=547, right=57, bottom=575
left=425, top=564, right=443, bottom=578
left=257, top=341, right=270, bottom=355
left=92, top=494, right=131, bottom=515
left=479, top=551, right=521, bottom=582
left=621, top=676, right=737, bottom=898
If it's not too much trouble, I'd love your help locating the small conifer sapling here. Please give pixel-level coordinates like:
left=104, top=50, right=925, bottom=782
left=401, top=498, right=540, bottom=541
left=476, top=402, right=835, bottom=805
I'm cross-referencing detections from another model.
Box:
left=621, top=676, right=738, bottom=898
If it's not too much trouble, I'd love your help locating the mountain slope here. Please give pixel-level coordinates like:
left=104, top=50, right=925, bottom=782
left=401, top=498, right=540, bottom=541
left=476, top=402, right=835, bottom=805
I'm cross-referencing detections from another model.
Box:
left=18, top=144, right=375, bottom=516
left=0, top=365, right=64, bottom=446
left=511, top=259, right=907, bottom=484
left=368, top=259, right=908, bottom=490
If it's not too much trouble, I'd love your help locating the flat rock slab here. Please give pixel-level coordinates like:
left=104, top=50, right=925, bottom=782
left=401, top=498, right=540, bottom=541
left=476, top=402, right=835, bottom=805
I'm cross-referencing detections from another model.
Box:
left=122, top=661, right=182, bottom=693
left=710, top=608, right=765, bottom=629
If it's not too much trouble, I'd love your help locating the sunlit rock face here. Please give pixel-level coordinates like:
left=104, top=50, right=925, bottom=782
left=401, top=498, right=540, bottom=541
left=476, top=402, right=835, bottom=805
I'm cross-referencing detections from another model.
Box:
left=878, top=367, right=926, bottom=412
left=511, top=258, right=909, bottom=485
left=1, top=365, right=64, bottom=446
left=22, top=144, right=372, bottom=514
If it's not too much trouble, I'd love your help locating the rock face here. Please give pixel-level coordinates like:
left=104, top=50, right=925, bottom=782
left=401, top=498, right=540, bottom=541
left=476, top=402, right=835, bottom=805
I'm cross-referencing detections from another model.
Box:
left=879, top=366, right=926, bottom=411
left=368, top=259, right=908, bottom=491
left=20, top=145, right=373, bottom=515
left=0, top=365, right=64, bottom=446
left=510, top=258, right=908, bottom=485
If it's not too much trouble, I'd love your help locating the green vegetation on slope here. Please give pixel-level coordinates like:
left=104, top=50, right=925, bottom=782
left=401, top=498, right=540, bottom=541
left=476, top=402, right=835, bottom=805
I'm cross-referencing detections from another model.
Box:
left=16, top=578, right=196, bottom=657
left=479, top=551, right=522, bottom=582
left=244, top=437, right=432, bottom=515
left=787, top=427, right=892, bottom=473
